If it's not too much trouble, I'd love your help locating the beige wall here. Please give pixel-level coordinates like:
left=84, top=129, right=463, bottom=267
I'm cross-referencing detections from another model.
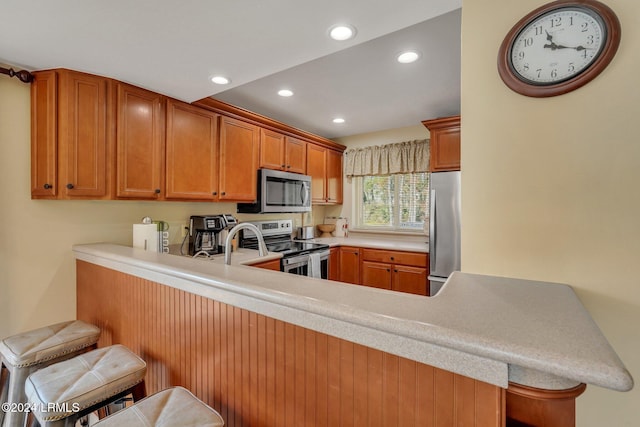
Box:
left=461, top=0, right=639, bottom=425
left=0, top=76, right=314, bottom=338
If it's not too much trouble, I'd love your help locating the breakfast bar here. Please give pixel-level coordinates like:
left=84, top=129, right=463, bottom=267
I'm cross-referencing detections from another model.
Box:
left=73, top=243, right=633, bottom=426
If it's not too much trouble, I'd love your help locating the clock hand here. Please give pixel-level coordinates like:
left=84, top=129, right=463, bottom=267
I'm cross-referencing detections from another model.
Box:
left=545, top=30, right=554, bottom=43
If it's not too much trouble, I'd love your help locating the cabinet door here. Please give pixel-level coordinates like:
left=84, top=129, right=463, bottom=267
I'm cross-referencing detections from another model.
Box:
left=361, top=261, right=392, bottom=290
left=326, top=149, right=343, bottom=204
left=285, top=136, right=307, bottom=174
left=259, top=128, right=285, bottom=171
left=57, top=70, right=112, bottom=198
left=165, top=100, right=219, bottom=200
left=116, top=83, right=165, bottom=199
left=338, top=246, right=360, bottom=284
left=219, top=116, right=259, bottom=201
left=251, top=259, right=281, bottom=271
left=329, top=247, right=340, bottom=281
left=423, top=116, right=460, bottom=172
left=306, top=143, right=326, bottom=203
left=31, top=70, right=58, bottom=199
left=392, top=265, right=428, bottom=295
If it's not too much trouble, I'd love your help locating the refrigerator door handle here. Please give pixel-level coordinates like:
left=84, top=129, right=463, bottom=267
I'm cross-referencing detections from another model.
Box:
left=429, top=188, right=436, bottom=266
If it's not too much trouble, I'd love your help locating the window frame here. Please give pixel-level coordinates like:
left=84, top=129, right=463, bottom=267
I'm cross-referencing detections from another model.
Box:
left=351, top=172, right=429, bottom=234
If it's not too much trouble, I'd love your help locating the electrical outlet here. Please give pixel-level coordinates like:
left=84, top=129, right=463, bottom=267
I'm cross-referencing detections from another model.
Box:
left=181, top=225, right=189, bottom=237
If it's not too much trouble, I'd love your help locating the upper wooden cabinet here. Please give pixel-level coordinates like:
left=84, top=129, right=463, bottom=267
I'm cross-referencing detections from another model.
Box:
left=422, top=115, right=460, bottom=172
left=116, top=83, right=165, bottom=199
left=259, top=131, right=307, bottom=174
left=31, top=69, right=345, bottom=203
left=219, top=116, right=259, bottom=201
left=31, top=69, right=113, bottom=199
left=165, top=99, right=219, bottom=200
left=326, top=149, right=343, bottom=204
left=284, top=136, right=306, bottom=174
left=307, top=143, right=326, bottom=203
left=306, top=144, right=343, bottom=204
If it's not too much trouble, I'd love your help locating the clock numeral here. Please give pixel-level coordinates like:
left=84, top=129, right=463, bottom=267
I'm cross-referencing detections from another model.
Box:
left=581, top=22, right=588, bottom=32
left=551, top=69, right=558, bottom=79
left=536, top=68, right=542, bottom=78
left=569, top=16, right=574, bottom=26
left=534, top=25, right=543, bottom=36
left=587, top=35, right=594, bottom=45
left=518, top=51, right=525, bottom=60
left=523, top=37, right=533, bottom=47
left=568, top=63, right=575, bottom=73
left=550, top=17, right=562, bottom=27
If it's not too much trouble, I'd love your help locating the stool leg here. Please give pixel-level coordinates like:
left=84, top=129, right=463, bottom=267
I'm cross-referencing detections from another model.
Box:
left=131, top=381, right=146, bottom=402
left=4, top=367, right=31, bottom=427
left=1, top=364, right=9, bottom=426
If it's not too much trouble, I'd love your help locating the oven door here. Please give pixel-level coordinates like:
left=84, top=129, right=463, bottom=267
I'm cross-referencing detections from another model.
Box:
left=281, top=250, right=329, bottom=279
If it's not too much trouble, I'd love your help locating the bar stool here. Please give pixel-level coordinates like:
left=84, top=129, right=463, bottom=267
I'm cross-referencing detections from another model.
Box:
left=0, top=320, right=100, bottom=427
left=92, top=386, right=224, bottom=426
left=24, top=344, right=147, bottom=427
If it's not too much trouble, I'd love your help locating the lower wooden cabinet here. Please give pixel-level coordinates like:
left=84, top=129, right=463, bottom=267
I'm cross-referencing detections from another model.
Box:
left=338, top=246, right=360, bottom=284
left=341, top=247, right=429, bottom=296
left=251, top=258, right=281, bottom=271
left=329, top=247, right=340, bottom=281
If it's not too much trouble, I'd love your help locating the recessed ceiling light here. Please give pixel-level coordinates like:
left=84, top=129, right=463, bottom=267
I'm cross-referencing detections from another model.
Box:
left=397, top=51, right=421, bottom=64
left=333, top=118, right=345, bottom=124
left=329, top=25, right=356, bottom=41
left=211, top=76, right=230, bottom=85
left=278, top=89, right=294, bottom=97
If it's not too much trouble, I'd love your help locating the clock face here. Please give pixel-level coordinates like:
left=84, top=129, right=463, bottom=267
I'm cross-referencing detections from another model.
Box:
left=510, top=7, right=606, bottom=85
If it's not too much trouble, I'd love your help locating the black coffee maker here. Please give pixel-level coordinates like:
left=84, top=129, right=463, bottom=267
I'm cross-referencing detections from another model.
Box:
left=188, top=215, right=226, bottom=256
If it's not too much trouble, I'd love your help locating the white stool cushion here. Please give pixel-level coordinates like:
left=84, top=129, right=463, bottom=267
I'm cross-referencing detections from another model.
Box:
left=24, top=344, right=146, bottom=422
left=93, top=387, right=224, bottom=427
left=0, top=320, right=100, bottom=368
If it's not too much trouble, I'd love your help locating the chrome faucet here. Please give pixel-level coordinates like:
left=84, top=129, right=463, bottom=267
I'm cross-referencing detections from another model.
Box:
left=224, top=223, right=268, bottom=265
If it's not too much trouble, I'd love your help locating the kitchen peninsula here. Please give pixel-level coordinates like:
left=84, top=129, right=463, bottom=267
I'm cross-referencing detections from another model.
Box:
left=74, top=243, right=632, bottom=426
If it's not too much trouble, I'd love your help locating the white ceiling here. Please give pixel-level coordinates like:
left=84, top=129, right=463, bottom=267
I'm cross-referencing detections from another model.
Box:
left=1, top=0, right=461, bottom=139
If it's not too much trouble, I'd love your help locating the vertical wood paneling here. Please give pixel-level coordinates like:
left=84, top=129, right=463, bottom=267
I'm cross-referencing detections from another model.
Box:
left=77, top=261, right=504, bottom=427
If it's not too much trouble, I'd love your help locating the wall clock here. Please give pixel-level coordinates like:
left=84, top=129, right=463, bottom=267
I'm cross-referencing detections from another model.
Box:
left=497, top=0, right=621, bottom=97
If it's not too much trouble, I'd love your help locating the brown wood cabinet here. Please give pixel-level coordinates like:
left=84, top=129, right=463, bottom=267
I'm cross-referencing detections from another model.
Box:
left=338, top=246, right=360, bottom=284
left=306, top=144, right=343, bottom=204
left=360, top=249, right=429, bottom=295
left=422, top=115, right=460, bottom=172
left=329, top=247, right=340, bottom=281
left=31, top=69, right=345, bottom=203
left=31, top=69, right=113, bottom=199
left=116, top=83, right=165, bottom=199
left=165, top=99, right=219, bottom=200
left=219, top=116, right=259, bottom=201
left=259, top=130, right=306, bottom=174
left=250, top=258, right=281, bottom=271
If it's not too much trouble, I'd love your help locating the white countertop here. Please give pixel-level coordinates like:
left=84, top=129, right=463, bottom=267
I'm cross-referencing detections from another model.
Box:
left=73, top=243, right=632, bottom=392
left=305, top=236, right=429, bottom=253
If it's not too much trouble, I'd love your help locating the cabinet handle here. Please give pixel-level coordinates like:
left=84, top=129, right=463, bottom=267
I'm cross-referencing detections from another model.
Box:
left=394, top=269, right=398, bottom=273
left=212, top=192, right=217, bottom=196
left=221, top=192, right=226, bottom=196
left=66, top=183, right=74, bottom=189
left=390, top=256, right=394, bottom=261
left=287, top=165, right=291, bottom=168
left=154, top=189, right=161, bottom=194
left=281, top=164, right=286, bottom=168
left=43, top=183, right=52, bottom=190
left=386, top=268, right=390, bottom=272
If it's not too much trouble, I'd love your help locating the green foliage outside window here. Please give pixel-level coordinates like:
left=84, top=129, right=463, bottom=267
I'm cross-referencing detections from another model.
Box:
left=360, top=173, right=428, bottom=230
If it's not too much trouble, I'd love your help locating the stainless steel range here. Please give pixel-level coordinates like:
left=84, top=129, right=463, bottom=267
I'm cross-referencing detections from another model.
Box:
left=239, top=219, right=329, bottom=278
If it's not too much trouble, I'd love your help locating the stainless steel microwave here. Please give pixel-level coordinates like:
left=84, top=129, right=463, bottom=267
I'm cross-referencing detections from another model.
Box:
left=237, top=169, right=312, bottom=213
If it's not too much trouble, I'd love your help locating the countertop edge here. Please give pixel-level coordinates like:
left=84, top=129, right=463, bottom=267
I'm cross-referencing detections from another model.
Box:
left=72, top=243, right=633, bottom=392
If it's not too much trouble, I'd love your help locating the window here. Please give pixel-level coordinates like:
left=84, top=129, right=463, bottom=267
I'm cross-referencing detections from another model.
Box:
left=353, top=172, right=429, bottom=232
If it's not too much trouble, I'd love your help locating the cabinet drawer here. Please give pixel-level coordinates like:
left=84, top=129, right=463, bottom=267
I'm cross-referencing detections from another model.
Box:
left=361, top=249, right=427, bottom=267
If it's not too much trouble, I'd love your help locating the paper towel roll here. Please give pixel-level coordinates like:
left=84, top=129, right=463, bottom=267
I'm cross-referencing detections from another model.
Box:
left=133, top=223, right=159, bottom=252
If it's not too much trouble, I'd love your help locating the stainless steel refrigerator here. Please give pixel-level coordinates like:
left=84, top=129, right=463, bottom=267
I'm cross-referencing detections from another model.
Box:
left=428, top=171, right=461, bottom=295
